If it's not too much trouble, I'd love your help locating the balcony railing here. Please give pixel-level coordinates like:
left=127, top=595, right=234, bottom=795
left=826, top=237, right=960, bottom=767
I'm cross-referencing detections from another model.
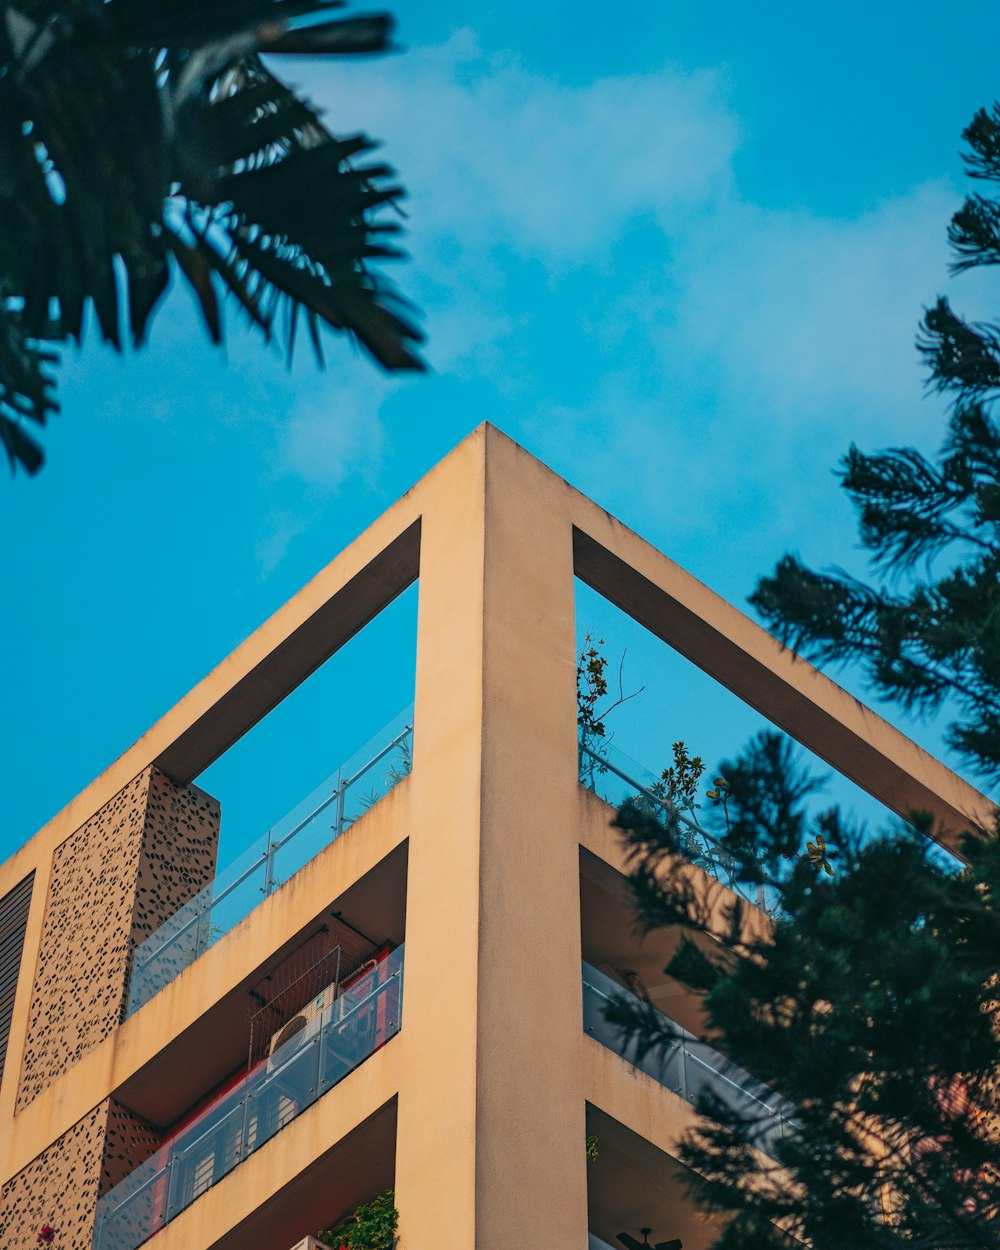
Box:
left=578, top=733, right=779, bottom=916
left=126, top=709, right=413, bottom=1016
left=582, top=961, right=795, bottom=1161
left=94, top=947, right=404, bottom=1250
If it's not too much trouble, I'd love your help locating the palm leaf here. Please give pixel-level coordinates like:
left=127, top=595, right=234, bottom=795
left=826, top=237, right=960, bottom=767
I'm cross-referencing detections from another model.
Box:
left=230, top=231, right=423, bottom=367
left=163, top=229, right=222, bottom=343
left=104, top=1, right=348, bottom=47
left=0, top=0, right=421, bottom=476
left=263, top=16, right=394, bottom=55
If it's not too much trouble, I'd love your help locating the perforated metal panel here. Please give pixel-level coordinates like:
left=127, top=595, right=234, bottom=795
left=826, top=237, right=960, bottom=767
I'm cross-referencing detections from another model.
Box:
left=0, top=872, right=34, bottom=1089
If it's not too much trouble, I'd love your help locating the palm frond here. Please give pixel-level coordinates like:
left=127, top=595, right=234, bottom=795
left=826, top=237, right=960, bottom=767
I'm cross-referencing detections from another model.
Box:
left=0, top=0, right=421, bottom=476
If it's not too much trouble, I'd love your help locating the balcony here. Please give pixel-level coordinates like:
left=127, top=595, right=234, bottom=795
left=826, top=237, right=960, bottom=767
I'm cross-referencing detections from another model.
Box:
left=126, top=710, right=413, bottom=1015
left=95, top=946, right=404, bottom=1250
left=582, top=961, right=795, bottom=1161
left=578, top=733, right=779, bottom=917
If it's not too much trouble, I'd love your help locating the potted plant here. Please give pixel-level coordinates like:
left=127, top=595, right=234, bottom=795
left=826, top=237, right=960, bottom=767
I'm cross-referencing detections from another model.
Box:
left=317, top=1190, right=398, bottom=1250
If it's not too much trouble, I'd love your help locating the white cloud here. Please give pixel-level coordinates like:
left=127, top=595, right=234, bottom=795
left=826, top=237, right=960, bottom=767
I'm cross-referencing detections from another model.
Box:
left=284, top=28, right=968, bottom=575
left=278, top=372, right=393, bottom=489
left=669, top=183, right=958, bottom=434
left=250, top=370, right=401, bottom=576
left=421, top=299, right=516, bottom=375
left=519, top=188, right=969, bottom=585
left=255, top=509, right=307, bottom=580
left=299, top=30, right=740, bottom=262
left=300, top=32, right=959, bottom=441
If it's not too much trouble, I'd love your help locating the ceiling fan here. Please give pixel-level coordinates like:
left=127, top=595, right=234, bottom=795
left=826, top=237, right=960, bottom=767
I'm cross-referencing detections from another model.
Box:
left=617, top=1228, right=682, bottom=1250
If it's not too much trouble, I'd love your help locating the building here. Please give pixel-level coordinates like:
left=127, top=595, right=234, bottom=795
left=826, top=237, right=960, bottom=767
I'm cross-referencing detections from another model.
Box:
left=0, top=425, right=989, bottom=1250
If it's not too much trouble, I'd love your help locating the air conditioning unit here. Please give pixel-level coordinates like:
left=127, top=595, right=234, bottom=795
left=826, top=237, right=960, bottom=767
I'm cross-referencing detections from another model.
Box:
left=267, top=979, right=338, bottom=1068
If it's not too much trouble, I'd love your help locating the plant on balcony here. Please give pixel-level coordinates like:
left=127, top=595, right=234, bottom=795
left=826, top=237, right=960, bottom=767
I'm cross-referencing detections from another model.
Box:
left=343, top=729, right=413, bottom=828
left=35, top=1227, right=56, bottom=1246
left=577, top=634, right=644, bottom=741
left=384, top=735, right=413, bottom=790
left=317, top=1190, right=398, bottom=1250
left=577, top=633, right=643, bottom=790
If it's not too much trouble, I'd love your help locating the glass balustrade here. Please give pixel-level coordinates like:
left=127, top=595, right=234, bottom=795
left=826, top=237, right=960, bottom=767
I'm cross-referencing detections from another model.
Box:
left=126, top=709, right=413, bottom=1015
left=578, top=732, right=780, bottom=916
left=582, top=961, right=795, bottom=1161
left=94, top=947, right=404, bottom=1250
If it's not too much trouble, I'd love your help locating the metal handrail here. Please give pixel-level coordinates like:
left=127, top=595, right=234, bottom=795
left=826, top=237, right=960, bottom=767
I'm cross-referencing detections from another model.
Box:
left=270, top=724, right=414, bottom=857
left=579, top=740, right=730, bottom=856
left=166, top=1099, right=246, bottom=1167
left=582, top=968, right=793, bottom=1128
left=98, top=965, right=403, bottom=1243
left=131, top=725, right=413, bottom=975
left=578, top=739, right=771, bottom=911
left=96, top=1156, right=170, bottom=1225
left=163, top=972, right=402, bottom=1169
left=133, top=849, right=267, bottom=970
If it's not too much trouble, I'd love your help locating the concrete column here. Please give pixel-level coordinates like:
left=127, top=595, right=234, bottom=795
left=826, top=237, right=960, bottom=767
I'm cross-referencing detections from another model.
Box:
left=476, top=432, right=588, bottom=1246
left=395, top=428, right=587, bottom=1248
left=393, top=434, right=486, bottom=1248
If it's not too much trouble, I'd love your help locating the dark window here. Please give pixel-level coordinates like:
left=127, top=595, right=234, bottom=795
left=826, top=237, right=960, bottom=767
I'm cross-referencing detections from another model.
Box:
left=0, top=873, right=34, bottom=1089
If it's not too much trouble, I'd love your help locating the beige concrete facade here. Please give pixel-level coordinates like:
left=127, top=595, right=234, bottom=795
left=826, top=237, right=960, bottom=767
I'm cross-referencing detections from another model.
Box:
left=0, top=424, right=990, bottom=1250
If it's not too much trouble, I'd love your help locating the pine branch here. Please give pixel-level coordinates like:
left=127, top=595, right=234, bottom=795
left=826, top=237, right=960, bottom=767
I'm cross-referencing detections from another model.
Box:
left=919, top=298, right=1000, bottom=402
left=961, top=103, right=1000, bottom=184
left=949, top=194, right=1000, bottom=273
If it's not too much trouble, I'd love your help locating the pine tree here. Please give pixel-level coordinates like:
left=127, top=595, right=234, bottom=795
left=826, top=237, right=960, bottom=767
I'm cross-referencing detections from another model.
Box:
left=751, top=105, right=1000, bottom=786
left=612, top=753, right=999, bottom=1250
left=611, top=106, right=1000, bottom=1250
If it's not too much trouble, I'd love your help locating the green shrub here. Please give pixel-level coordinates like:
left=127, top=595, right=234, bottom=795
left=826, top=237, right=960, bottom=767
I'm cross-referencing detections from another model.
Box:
left=317, top=1190, right=398, bottom=1250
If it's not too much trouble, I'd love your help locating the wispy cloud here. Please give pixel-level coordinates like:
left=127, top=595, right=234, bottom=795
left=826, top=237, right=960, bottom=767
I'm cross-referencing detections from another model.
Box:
left=277, top=371, right=395, bottom=489
left=250, top=369, right=402, bottom=576
left=300, top=30, right=740, bottom=262
left=283, top=28, right=967, bottom=593
left=668, top=184, right=958, bottom=435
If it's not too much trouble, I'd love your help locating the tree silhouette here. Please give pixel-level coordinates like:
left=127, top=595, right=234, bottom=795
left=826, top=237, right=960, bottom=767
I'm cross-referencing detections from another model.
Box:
left=611, top=104, right=1000, bottom=1250
left=0, top=0, right=424, bottom=474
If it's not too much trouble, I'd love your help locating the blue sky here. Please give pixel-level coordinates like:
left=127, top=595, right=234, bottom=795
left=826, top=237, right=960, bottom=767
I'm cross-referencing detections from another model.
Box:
left=3, top=0, right=999, bottom=868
